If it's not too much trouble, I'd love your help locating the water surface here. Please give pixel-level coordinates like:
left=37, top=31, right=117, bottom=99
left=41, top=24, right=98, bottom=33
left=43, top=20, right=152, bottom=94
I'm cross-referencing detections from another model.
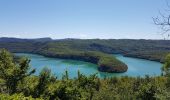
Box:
left=15, top=53, right=162, bottom=79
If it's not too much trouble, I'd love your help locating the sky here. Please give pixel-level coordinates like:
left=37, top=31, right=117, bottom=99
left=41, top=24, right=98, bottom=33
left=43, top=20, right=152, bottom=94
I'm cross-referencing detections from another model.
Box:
left=0, top=0, right=168, bottom=39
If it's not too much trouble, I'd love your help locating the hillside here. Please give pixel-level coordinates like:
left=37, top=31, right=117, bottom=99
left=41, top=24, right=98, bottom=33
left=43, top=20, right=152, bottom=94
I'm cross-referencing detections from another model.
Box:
left=0, top=38, right=130, bottom=73
left=0, top=38, right=170, bottom=62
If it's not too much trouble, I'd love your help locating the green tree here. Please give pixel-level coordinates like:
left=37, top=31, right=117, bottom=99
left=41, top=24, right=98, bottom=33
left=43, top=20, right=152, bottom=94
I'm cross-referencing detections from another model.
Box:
left=0, top=49, right=35, bottom=94
left=162, top=54, right=170, bottom=75
left=33, top=68, right=56, bottom=98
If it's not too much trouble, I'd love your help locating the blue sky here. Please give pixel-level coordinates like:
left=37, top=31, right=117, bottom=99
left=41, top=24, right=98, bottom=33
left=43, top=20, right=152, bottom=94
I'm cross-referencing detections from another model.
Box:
left=0, top=0, right=167, bottom=39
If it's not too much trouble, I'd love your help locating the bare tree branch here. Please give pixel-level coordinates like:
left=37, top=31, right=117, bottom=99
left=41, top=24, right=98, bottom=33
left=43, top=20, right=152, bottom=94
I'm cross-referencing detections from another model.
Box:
left=153, top=2, right=170, bottom=39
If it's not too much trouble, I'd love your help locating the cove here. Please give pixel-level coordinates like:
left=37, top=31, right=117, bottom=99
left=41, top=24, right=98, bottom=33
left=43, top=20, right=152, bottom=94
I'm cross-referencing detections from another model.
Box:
left=15, top=53, right=162, bottom=79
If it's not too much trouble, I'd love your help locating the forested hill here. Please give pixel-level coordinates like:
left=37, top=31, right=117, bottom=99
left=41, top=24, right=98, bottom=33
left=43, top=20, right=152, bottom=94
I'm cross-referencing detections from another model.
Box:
left=0, top=37, right=170, bottom=62
left=0, top=37, right=52, bottom=42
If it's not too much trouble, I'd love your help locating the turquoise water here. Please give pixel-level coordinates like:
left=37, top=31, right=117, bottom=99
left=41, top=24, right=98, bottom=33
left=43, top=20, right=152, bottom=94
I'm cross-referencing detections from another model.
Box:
left=15, top=53, right=162, bottom=79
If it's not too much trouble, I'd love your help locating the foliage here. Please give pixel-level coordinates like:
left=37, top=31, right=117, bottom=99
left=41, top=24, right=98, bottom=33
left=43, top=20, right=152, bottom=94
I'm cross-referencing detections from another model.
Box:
left=0, top=49, right=170, bottom=100
left=0, top=93, right=43, bottom=100
left=0, top=49, right=35, bottom=94
left=33, top=68, right=56, bottom=98
left=162, top=54, right=170, bottom=75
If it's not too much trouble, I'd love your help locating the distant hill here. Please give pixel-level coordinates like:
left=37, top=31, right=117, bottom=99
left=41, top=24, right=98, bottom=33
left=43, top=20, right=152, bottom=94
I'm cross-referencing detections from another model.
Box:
left=0, top=37, right=52, bottom=42
left=0, top=38, right=170, bottom=62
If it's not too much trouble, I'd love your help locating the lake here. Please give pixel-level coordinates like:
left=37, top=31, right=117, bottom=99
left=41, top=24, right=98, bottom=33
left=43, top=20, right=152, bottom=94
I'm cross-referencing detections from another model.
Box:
left=15, top=53, right=162, bottom=79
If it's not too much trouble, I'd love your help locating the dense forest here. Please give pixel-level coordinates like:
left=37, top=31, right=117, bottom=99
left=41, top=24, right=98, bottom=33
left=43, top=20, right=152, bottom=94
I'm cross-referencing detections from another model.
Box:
left=0, top=49, right=170, bottom=99
left=0, top=37, right=170, bottom=62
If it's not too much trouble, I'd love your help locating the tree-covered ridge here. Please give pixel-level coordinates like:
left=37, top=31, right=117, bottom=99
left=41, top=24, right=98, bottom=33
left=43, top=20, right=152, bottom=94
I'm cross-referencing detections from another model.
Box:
left=0, top=49, right=170, bottom=99
left=0, top=38, right=170, bottom=62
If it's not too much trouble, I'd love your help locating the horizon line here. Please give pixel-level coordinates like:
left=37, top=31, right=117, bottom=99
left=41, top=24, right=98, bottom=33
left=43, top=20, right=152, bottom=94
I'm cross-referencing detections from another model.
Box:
left=0, top=36, right=167, bottom=40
